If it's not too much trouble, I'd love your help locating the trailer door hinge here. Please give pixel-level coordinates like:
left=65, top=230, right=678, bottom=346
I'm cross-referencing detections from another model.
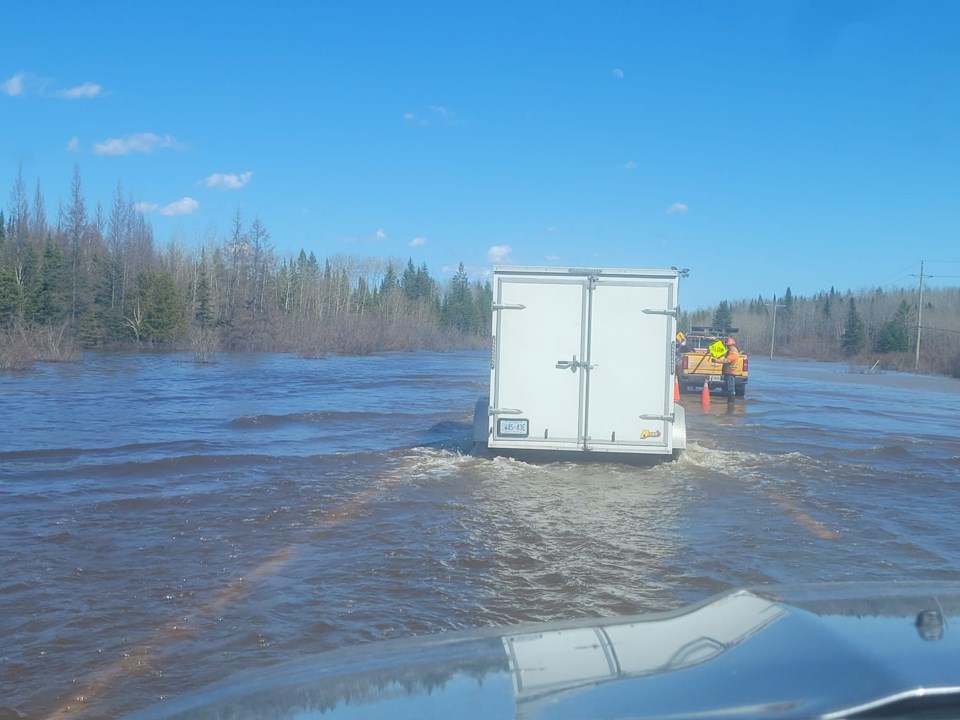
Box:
left=642, top=308, right=678, bottom=317
left=489, top=407, right=523, bottom=415
left=492, top=303, right=526, bottom=311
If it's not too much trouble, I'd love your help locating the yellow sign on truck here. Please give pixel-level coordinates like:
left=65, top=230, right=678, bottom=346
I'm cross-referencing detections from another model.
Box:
left=678, top=326, right=749, bottom=397
left=707, top=340, right=727, bottom=358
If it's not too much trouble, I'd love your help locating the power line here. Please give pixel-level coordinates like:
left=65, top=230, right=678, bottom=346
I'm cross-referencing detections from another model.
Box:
left=873, top=262, right=921, bottom=287
left=872, top=261, right=960, bottom=290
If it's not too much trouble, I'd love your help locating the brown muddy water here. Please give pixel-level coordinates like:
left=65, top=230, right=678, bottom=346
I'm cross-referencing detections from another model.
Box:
left=2, top=351, right=959, bottom=719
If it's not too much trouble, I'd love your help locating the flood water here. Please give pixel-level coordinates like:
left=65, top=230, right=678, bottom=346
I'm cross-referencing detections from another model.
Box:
left=2, top=351, right=959, bottom=719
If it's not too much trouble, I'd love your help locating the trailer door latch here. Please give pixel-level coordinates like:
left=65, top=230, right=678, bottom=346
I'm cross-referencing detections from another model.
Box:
left=555, top=355, right=595, bottom=373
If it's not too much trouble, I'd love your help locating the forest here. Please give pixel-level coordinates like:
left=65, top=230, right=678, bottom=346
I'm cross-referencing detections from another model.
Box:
left=684, top=281, right=960, bottom=378
left=2, top=166, right=959, bottom=377
left=0, top=168, right=493, bottom=369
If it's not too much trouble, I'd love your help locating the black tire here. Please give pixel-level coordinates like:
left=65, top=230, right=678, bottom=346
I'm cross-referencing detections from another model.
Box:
left=735, top=384, right=746, bottom=397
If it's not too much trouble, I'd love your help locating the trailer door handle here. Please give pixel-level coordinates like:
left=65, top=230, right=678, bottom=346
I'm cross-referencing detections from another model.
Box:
left=555, top=355, right=595, bottom=373
left=555, top=354, right=578, bottom=372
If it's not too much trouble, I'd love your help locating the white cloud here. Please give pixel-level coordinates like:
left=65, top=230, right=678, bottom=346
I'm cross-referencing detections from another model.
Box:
left=55, top=82, right=102, bottom=99
left=430, top=105, right=453, bottom=118
left=487, top=244, right=512, bottom=263
left=624, top=160, right=637, bottom=170
left=1, top=73, right=26, bottom=96
left=545, top=225, right=558, bottom=233
left=2, top=72, right=105, bottom=98
left=339, top=228, right=397, bottom=245
left=134, top=201, right=159, bottom=213
left=403, top=111, right=429, bottom=126
left=405, top=106, right=456, bottom=125
left=93, top=133, right=184, bottom=156
left=666, top=202, right=689, bottom=214
left=409, top=236, right=427, bottom=247
left=203, top=171, right=253, bottom=190
left=612, top=68, right=624, bottom=79
left=159, top=197, right=199, bottom=216
left=431, top=105, right=460, bottom=125
left=546, top=254, right=561, bottom=262
left=66, top=137, right=80, bottom=152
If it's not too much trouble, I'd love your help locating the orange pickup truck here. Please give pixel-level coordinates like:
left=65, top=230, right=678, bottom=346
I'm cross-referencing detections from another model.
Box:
left=677, top=326, right=749, bottom=397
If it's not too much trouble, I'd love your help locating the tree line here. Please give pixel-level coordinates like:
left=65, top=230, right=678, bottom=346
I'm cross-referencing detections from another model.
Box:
left=3, top=166, right=959, bottom=377
left=0, top=167, right=493, bottom=368
left=685, top=283, right=960, bottom=377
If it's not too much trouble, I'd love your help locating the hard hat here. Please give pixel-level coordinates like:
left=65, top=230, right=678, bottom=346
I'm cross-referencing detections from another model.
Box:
left=676, top=332, right=685, bottom=342
left=725, top=337, right=736, bottom=346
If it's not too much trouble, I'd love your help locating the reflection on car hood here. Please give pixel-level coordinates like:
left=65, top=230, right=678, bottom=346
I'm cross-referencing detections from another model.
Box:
left=124, top=582, right=960, bottom=720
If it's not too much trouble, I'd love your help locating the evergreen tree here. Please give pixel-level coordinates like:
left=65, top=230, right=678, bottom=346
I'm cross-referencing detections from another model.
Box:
left=875, top=300, right=911, bottom=353
left=773, top=287, right=795, bottom=348
left=841, top=298, right=865, bottom=355
left=783, top=287, right=794, bottom=313
left=442, top=263, right=480, bottom=333
left=401, top=258, right=418, bottom=299
left=0, top=263, right=19, bottom=325
left=195, top=261, right=214, bottom=328
left=415, top=262, right=435, bottom=301
left=712, top=300, right=733, bottom=329
left=74, top=253, right=113, bottom=347
left=473, top=279, right=493, bottom=336
left=30, top=241, right=69, bottom=325
left=875, top=321, right=907, bottom=353
left=135, top=269, right=187, bottom=343
left=379, top=262, right=399, bottom=295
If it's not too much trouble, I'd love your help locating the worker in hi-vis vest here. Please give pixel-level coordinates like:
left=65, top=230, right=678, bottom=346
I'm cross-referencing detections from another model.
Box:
left=722, top=337, right=740, bottom=402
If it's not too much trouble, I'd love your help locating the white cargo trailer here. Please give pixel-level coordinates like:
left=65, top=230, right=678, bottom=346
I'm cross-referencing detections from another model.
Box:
left=473, top=265, right=686, bottom=461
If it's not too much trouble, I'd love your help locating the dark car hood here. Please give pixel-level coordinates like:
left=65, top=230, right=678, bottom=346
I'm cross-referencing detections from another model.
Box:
left=124, top=582, right=960, bottom=720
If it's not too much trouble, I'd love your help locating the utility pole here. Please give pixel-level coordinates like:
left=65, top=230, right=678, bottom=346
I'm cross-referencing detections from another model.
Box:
left=766, top=295, right=786, bottom=359
left=914, top=260, right=925, bottom=372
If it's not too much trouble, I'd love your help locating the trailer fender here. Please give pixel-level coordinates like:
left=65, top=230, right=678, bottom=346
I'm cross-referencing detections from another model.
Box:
left=672, top=403, right=687, bottom=451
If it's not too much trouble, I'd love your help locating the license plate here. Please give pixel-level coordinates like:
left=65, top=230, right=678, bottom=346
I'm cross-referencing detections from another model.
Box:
left=498, top=418, right=529, bottom=437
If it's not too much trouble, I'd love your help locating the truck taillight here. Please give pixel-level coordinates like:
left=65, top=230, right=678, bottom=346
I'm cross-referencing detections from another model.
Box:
left=682, top=355, right=688, bottom=370
left=742, top=357, right=748, bottom=372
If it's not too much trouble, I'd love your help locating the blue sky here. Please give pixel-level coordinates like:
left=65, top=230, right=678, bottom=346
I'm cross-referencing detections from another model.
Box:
left=2, top=0, right=958, bottom=310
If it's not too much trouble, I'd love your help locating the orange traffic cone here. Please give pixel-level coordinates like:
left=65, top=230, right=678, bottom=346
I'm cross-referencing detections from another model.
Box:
left=700, top=380, right=711, bottom=410
left=674, top=376, right=680, bottom=402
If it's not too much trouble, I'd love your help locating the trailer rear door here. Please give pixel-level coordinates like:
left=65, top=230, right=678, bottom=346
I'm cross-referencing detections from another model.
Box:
left=488, top=268, right=677, bottom=454
left=490, top=273, right=587, bottom=448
